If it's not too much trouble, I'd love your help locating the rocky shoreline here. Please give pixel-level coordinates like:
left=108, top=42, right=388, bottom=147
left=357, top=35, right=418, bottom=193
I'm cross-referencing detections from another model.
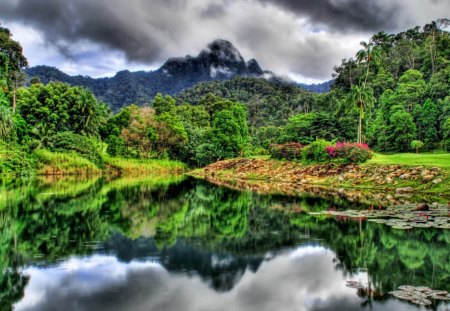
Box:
left=190, top=158, right=450, bottom=204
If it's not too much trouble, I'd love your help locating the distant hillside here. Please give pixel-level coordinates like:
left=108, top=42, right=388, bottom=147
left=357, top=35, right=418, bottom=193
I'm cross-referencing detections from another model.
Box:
left=26, top=39, right=330, bottom=111
left=175, top=76, right=330, bottom=127
left=298, top=80, right=333, bottom=93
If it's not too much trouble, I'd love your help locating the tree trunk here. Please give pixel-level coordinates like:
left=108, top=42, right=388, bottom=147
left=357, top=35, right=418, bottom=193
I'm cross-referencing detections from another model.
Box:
left=12, top=88, right=16, bottom=113
left=358, top=109, right=363, bottom=144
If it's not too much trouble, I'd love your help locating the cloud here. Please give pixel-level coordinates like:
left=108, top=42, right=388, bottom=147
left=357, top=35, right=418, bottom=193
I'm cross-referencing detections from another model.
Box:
left=254, top=0, right=401, bottom=32
left=1, top=0, right=448, bottom=82
left=15, top=247, right=376, bottom=311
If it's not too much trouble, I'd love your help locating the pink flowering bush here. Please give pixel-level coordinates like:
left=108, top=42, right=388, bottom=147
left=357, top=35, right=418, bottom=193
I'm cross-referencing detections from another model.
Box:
left=269, top=142, right=303, bottom=160
left=326, top=142, right=373, bottom=164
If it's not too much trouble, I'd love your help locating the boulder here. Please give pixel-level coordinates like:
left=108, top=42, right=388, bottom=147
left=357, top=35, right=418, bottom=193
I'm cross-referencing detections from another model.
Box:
left=422, top=175, right=435, bottom=182
left=432, top=178, right=442, bottom=184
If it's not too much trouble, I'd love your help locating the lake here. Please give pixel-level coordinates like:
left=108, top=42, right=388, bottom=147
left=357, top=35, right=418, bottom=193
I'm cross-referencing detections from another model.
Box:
left=1, top=175, right=449, bottom=311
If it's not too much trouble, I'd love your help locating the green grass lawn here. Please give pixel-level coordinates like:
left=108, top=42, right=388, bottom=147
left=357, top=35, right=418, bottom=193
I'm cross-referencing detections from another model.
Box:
left=367, top=152, right=450, bottom=169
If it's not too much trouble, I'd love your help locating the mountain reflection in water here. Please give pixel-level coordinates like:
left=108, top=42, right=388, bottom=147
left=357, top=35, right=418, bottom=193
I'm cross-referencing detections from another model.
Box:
left=0, top=175, right=448, bottom=311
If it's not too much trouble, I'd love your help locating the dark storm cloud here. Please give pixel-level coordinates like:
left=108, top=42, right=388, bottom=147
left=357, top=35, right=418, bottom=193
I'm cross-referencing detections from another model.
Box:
left=256, top=0, right=400, bottom=32
left=1, top=0, right=187, bottom=63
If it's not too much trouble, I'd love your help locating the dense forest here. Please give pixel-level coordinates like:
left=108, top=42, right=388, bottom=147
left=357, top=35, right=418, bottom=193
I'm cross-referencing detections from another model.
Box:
left=1, top=20, right=450, bottom=173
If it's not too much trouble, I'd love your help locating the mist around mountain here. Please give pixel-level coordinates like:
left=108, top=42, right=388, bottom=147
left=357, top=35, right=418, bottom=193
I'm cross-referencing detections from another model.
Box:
left=25, top=39, right=331, bottom=111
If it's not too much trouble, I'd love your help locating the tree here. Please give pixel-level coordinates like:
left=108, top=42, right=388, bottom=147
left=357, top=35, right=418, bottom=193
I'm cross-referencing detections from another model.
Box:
left=211, top=104, right=248, bottom=159
left=443, top=117, right=450, bottom=152
left=387, top=109, right=417, bottom=152
left=356, top=40, right=382, bottom=87
left=348, top=85, right=375, bottom=144
left=0, top=25, right=28, bottom=111
left=16, top=82, right=108, bottom=140
left=410, top=140, right=424, bottom=154
left=416, top=98, right=439, bottom=149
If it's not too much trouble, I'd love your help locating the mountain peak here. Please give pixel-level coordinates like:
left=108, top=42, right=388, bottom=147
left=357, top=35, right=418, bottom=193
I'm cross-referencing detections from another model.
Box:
left=205, top=39, right=244, bottom=63
left=159, top=39, right=262, bottom=80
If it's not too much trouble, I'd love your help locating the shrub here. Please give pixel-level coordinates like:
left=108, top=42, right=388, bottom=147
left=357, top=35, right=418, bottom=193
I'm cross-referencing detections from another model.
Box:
left=302, top=139, right=331, bottom=163
left=410, top=140, right=424, bottom=154
left=326, top=142, right=373, bottom=164
left=49, top=132, right=104, bottom=167
left=0, top=142, right=34, bottom=176
left=268, top=142, right=303, bottom=160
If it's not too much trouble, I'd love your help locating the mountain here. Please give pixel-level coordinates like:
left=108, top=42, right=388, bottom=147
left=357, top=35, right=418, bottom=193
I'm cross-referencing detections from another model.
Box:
left=298, top=80, right=333, bottom=93
left=26, top=39, right=328, bottom=111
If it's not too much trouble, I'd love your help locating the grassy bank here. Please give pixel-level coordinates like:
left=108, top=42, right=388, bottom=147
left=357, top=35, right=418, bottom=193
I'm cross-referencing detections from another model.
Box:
left=104, top=157, right=187, bottom=175
left=367, top=152, right=450, bottom=169
left=1, top=142, right=187, bottom=178
left=35, top=149, right=101, bottom=176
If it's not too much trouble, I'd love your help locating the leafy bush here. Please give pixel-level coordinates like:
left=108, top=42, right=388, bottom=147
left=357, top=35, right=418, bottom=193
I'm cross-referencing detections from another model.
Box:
left=326, top=142, right=373, bottom=163
left=105, top=135, right=126, bottom=157
left=49, top=132, right=104, bottom=167
left=301, top=140, right=331, bottom=163
left=268, top=142, right=303, bottom=160
left=0, top=142, right=34, bottom=176
left=443, top=118, right=450, bottom=152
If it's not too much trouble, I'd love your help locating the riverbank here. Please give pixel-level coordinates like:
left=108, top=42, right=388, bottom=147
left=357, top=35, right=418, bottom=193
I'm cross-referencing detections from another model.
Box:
left=189, top=158, right=450, bottom=203
left=0, top=145, right=186, bottom=178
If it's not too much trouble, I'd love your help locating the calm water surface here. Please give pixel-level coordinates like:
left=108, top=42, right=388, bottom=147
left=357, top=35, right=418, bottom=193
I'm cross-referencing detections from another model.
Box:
left=0, top=175, right=449, bottom=311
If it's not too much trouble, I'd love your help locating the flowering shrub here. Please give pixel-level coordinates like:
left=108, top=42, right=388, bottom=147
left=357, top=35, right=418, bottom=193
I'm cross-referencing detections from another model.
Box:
left=269, top=142, right=303, bottom=160
left=326, top=142, right=373, bottom=163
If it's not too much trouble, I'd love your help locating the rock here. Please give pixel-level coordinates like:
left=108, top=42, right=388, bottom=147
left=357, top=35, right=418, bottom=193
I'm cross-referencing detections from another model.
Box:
left=399, top=174, right=410, bottom=180
left=345, top=173, right=356, bottom=179
left=385, top=176, right=393, bottom=184
left=416, top=203, right=430, bottom=211
left=422, top=175, right=435, bottom=182
left=396, top=187, right=415, bottom=194
left=300, top=179, right=309, bottom=184
left=421, top=170, right=431, bottom=177
left=338, top=175, right=345, bottom=182
left=432, top=178, right=442, bottom=184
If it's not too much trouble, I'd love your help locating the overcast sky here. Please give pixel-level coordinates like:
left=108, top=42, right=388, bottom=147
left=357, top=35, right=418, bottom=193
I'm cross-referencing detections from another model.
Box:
left=1, top=0, right=449, bottom=83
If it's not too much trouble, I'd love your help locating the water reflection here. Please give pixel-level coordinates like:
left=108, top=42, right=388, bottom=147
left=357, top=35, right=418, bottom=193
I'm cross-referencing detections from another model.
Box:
left=14, top=246, right=420, bottom=311
left=0, top=175, right=449, bottom=311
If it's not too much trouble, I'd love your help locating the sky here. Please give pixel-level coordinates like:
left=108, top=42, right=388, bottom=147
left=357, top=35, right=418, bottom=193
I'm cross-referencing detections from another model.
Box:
left=1, top=0, right=449, bottom=84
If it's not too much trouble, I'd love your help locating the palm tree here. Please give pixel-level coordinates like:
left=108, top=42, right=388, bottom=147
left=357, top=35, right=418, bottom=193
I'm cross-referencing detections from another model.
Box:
left=349, top=85, right=375, bottom=144
left=356, top=41, right=381, bottom=87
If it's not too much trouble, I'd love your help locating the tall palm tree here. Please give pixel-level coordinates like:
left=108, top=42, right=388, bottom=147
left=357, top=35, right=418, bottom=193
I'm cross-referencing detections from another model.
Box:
left=356, top=41, right=382, bottom=87
left=349, top=85, right=375, bottom=144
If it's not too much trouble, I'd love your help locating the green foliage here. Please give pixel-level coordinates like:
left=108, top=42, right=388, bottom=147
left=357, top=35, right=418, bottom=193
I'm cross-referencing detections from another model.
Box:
left=301, top=139, right=331, bottom=163
left=211, top=104, right=249, bottom=159
left=49, top=131, right=104, bottom=167
left=0, top=105, right=15, bottom=142
left=34, top=149, right=99, bottom=175
left=415, top=98, right=439, bottom=149
left=281, top=112, right=340, bottom=144
left=388, top=108, right=417, bottom=152
left=443, top=118, right=450, bottom=151
left=105, top=135, right=126, bottom=157
left=0, top=142, right=33, bottom=176
left=176, top=104, right=210, bottom=128
left=16, top=82, right=108, bottom=139
left=410, top=140, right=424, bottom=153
left=153, top=93, right=176, bottom=115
